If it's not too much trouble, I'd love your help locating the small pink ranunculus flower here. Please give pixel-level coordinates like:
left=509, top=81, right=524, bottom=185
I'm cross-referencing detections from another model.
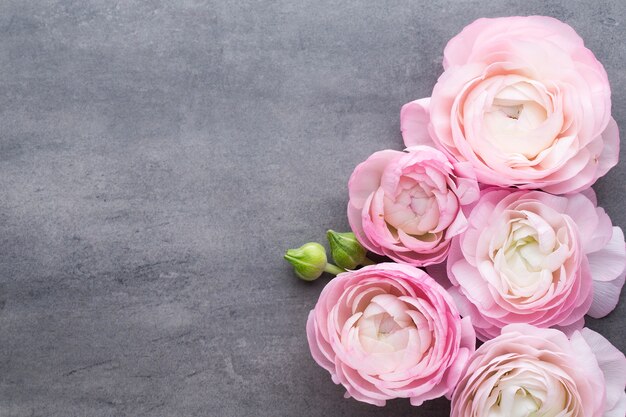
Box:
left=348, top=146, right=479, bottom=267
left=306, top=263, right=475, bottom=406
left=401, top=16, right=619, bottom=194
left=451, top=324, right=626, bottom=417
left=445, top=188, right=626, bottom=340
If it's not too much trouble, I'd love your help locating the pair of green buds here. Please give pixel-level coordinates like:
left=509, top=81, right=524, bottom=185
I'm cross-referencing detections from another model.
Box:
left=284, top=230, right=374, bottom=281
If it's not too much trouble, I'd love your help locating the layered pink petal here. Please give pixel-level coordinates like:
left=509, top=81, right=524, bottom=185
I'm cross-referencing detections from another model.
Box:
left=452, top=324, right=625, bottom=417
left=447, top=188, right=624, bottom=339
left=348, top=146, right=478, bottom=267
left=306, top=263, right=475, bottom=406
left=423, top=16, right=615, bottom=193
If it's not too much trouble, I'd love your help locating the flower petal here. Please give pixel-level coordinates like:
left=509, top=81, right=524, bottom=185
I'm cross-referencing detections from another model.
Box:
left=400, top=98, right=435, bottom=148
left=579, top=328, right=626, bottom=416
left=587, top=227, right=626, bottom=283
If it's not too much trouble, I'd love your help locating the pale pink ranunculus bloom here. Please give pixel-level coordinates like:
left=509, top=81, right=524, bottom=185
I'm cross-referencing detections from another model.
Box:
left=306, top=263, right=475, bottom=406
left=347, top=146, right=479, bottom=267
left=401, top=16, right=619, bottom=194
left=451, top=324, right=626, bottom=417
left=444, top=188, right=626, bottom=341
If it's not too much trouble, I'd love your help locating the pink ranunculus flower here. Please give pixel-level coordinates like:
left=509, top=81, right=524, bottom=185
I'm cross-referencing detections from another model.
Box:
left=445, top=188, right=626, bottom=341
left=401, top=16, right=619, bottom=194
left=306, top=263, right=475, bottom=406
left=347, top=146, right=479, bottom=267
left=451, top=324, right=626, bottom=417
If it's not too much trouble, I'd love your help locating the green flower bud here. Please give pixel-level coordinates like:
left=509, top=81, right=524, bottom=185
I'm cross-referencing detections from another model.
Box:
left=284, top=242, right=329, bottom=281
left=327, top=230, right=367, bottom=269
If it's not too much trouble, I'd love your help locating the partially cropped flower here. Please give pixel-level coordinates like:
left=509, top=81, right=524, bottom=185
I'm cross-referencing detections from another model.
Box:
left=326, top=230, right=368, bottom=269
left=284, top=242, right=343, bottom=281
left=446, top=188, right=626, bottom=340
left=347, top=146, right=479, bottom=267
left=401, top=16, right=619, bottom=194
left=306, top=263, right=475, bottom=406
left=451, top=324, right=626, bottom=417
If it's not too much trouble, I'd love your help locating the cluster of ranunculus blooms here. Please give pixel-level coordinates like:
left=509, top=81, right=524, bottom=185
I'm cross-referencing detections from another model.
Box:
left=284, top=16, right=626, bottom=416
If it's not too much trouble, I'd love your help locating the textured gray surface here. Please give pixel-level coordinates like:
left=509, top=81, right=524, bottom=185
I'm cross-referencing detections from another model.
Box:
left=0, top=1, right=624, bottom=416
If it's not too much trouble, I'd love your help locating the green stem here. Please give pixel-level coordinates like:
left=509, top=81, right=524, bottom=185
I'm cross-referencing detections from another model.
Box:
left=361, top=257, right=376, bottom=266
left=324, top=263, right=345, bottom=275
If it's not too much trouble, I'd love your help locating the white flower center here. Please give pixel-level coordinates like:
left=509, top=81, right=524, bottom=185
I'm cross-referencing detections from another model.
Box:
left=491, top=208, right=574, bottom=302
left=383, top=184, right=439, bottom=236
left=353, top=294, right=431, bottom=374
left=481, top=80, right=558, bottom=159
left=357, top=296, right=417, bottom=351
left=483, top=365, right=572, bottom=417
left=488, top=387, right=541, bottom=417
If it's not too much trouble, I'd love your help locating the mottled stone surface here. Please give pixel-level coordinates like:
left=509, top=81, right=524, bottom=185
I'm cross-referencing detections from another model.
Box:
left=0, top=1, right=624, bottom=416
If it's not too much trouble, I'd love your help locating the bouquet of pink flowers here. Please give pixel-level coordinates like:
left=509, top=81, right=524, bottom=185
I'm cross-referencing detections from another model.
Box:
left=284, top=16, right=626, bottom=416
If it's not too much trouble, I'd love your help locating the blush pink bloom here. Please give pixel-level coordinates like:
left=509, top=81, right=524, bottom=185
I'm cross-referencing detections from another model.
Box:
left=401, top=16, right=619, bottom=194
left=445, top=188, right=626, bottom=340
left=306, top=263, right=475, bottom=406
left=348, top=146, right=479, bottom=267
left=451, top=324, right=626, bottom=417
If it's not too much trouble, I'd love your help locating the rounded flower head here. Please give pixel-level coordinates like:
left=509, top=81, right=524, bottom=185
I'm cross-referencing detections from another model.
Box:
left=348, top=146, right=479, bottom=267
left=401, top=16, right=619, bottom=194
left=451, top=324, right=626, bottom=417
left=306, top=263, right=475, bottom=406
left=446, top=188, right=626, bottom=340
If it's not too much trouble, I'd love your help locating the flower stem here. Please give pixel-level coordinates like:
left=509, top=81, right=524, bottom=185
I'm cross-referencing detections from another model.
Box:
left=324, top=263, right=345, bottom=276
left=361, top=257, right=376, bottom=266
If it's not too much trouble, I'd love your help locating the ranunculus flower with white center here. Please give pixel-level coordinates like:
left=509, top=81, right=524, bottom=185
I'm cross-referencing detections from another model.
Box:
left=401, top=16, right=619, bottom=194
left=445, top=188, right=626, bottom=340
left=451, top=324, right=626, bottom=417
left=306, top=263, right=475, bottom=406
left=347, top=146, right=479, bottom=267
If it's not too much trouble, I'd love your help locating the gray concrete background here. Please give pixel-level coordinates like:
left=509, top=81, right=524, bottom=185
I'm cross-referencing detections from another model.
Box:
left=0, top=1, right=624, bottom=416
